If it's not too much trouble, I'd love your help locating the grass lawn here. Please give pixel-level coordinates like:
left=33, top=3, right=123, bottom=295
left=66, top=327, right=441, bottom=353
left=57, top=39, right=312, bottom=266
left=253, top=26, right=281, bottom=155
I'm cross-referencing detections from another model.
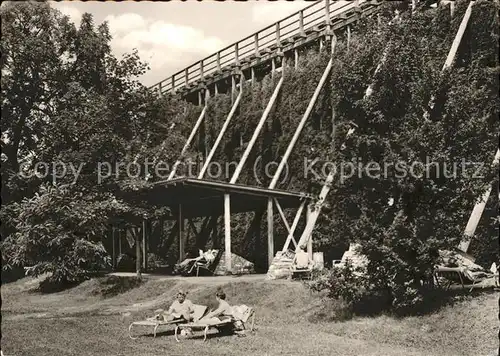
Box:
left=1, top=275, right=498, bottom=356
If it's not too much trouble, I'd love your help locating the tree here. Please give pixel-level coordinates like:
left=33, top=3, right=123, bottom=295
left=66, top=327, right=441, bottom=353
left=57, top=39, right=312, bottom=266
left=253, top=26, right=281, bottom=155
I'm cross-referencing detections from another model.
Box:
left=1, top=2, right=195, bottom=286
left=325, top=0, right=498, bottom=310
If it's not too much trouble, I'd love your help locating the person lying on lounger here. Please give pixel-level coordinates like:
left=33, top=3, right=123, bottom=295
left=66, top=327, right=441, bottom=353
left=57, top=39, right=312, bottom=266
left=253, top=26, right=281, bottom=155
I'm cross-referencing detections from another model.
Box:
left=156, top=290, right=194, bottom=322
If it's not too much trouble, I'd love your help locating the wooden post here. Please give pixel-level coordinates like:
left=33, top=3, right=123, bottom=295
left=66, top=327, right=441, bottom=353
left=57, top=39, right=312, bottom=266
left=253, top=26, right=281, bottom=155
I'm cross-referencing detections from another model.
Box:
left=135, top=228, right=141, bottom=279
left=235, top=43, right=239, bottom=65
left=251, top=67, right=255, bottom=84
left=325, top=0, right=331, bottom=27
left=232, top=75, right=236, bottom=103
left=271, top=57, right=276, bottom=79
left=254, top=33, right=259, bottom=56
left=185, top=68, right=189, bottom=86
left=112, top=227, right=116, bottom=270
left=158, top=82, right=163, bottom=97
left=294, top=49, right=299, bottom=69
left=267, top=198, right=274, bottom=267
left=142, top=219, right=147, bottom=271
left=450, top=0, right=455, bottom=17
left=216, top=52, right=221, bottom=71
left=299, top=10, right=305, bottom=36
left=179, top=204, right=185, bottom=262
left=200, top=60, right=204, bottom=81
left=215, top=82, right=219, bottom=95
left=276, top=22, right=281, bottom=49
left=347, top=25, right=351, bottom=52
left=118, top=229, right=122, bottom=255
left=171, top=75, right=176, bottom=93
left=306, top=205, right=313, bottom=260
left=224, top=194, right=232, bottom=274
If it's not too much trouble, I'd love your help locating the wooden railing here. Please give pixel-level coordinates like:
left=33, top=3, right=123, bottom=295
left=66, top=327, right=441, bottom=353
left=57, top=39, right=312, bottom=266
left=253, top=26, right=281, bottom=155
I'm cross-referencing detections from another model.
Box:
left=148, top=0, right=370, bottom=96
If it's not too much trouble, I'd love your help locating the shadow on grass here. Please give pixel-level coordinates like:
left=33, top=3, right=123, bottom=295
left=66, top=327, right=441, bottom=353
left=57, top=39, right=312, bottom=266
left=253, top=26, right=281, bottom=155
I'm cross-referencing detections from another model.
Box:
left=35, top=274, right=144, bottom=296
left=307, top=285, right=497, bottom=322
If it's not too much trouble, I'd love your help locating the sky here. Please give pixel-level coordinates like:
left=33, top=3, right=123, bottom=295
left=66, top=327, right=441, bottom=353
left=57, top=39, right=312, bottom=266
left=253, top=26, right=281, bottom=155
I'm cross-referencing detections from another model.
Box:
left=49, top=0, right=325, bottom=87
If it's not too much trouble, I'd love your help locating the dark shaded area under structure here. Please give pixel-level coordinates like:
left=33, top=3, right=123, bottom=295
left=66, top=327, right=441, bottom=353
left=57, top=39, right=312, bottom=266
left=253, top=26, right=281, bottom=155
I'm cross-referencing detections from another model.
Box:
left=125, top=178, right=312, bottom=219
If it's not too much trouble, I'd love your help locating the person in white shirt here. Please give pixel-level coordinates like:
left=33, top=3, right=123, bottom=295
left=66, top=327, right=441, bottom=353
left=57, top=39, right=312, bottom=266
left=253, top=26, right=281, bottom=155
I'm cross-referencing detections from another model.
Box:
left=163, top=290, right=194, bottom=322
left=294, top=247, right=310, bottom=269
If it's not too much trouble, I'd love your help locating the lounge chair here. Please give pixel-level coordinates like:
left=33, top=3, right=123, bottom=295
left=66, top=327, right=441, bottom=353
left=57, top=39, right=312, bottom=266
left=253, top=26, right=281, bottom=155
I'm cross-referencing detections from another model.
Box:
left=290, top=250, right=314, bottom=280
left=175, top=305, right=255, bottom=342
left=128, top=304, right=207, bottom=340
left=189, top=249, right=221, bottom=276
left=434, top=266, right=493, bottom=292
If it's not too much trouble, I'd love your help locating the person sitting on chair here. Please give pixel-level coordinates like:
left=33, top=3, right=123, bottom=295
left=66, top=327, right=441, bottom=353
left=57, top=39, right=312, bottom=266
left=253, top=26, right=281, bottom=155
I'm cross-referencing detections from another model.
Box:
left=161, top=290, right=194, bottom=322
left=201, top=289, right=232, bottom=322
left=293, top=247, right=310, bottom=270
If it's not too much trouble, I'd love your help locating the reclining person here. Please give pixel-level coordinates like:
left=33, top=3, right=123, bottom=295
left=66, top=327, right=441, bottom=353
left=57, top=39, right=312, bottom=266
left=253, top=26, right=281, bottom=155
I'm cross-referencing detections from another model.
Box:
left=155, top=290, right=194, bottom=322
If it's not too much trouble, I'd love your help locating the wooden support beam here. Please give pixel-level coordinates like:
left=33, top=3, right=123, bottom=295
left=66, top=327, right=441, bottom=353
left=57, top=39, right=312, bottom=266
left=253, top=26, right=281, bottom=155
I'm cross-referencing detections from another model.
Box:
left=232, top=74, right=236, bottom=103
left=171, top=75, right=176, bottom=93
left=424, top=1, right=474, bottom=120
left=347, top=25, right=352, bottom=52
left=179, top=204, right=185, bottom=262
left=200, top=60, right=204, bottom=81
left=276, top=22, right=281, bottom=49
left=224, top=194, right=232, bottom=273
left=230, top=75, right=284, bottom=183
left=254, top=33, right=259, bottom=56
left=274, top=199, right=291, bottom=231
left=271, top=57, right=276, bottom=78
left=112, top=227, right=116, bottom=270
left=185, top=68, right=189, bottom=86
left=273, top=198, right=298, bottom=249
left=251, top=67, right=256, bottom=85
left=442, top=1, right=473, bottom=70
left=325, top=0, right=331, bottom=27
left=269, top=34, right=337, bottom=189
left=459, top=149, right=500, bottom=253
left=198, top=80, right=243, bottom=178
left=267, top=198, right=274, bottom=267
left=118, top=229, right=122, bottom=255
left=235, top=43, right=239, bottom=64
left=299, top=10, right=305, bottom=36
left=135, top=228, right=141, bottom=279
left=294, top=49, right=299, bottom=69
left=306, top=206, right=313, bottom=260
left=216, top=52, right=221, bottom=72
left=282, top=201, right=305, bottom=252
left=168, top=105, right=207, bottom=180
left=450, top=1, right=456, bottom=17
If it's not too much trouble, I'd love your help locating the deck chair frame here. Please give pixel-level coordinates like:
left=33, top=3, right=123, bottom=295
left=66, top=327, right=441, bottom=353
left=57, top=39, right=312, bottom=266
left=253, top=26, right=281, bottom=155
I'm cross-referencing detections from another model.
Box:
left=434, top=266, right=488, bottom=292
left=128, top=304, right=207, bottom=340
left=175, top=308, right=255, bottom=342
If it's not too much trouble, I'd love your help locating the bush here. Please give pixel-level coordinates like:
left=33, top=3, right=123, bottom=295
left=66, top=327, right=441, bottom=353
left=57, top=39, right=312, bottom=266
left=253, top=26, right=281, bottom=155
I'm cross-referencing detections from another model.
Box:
left=308, top=262, right=370, bottom=307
